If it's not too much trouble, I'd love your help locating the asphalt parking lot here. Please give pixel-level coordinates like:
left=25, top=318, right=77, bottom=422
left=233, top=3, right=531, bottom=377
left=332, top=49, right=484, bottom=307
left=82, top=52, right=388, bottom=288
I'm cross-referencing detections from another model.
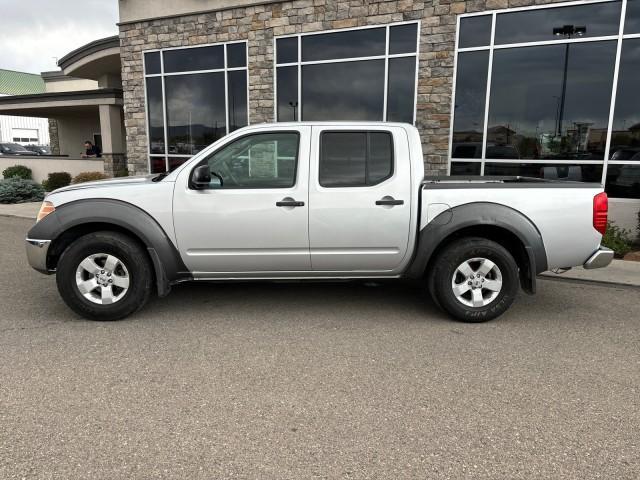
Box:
left=1, top=216, right=638, bottom=479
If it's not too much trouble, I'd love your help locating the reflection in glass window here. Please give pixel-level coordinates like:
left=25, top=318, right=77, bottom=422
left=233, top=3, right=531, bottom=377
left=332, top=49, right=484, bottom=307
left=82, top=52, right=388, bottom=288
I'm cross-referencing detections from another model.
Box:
left=227, top=70, right=248, bottom=133
left=276, top=37, right=298, bottom=64
left=144, top=52, right=161, bottom=74
left=458, top=15, right=492, bottom=48
left=163, top=45, right=224, bottom=73
left=626, top=0, right=640, bottom=33
left=387, top=57, right=416, bottom=123
left=487, top=42, right=616, bottom=160
left=146, top=77, right=165, bottom=154
left=302, top=28, right=386, bottom=61
left=389, top=23, right=418, bottom=54
left=610, top=39, right=640, bottom=160
left=168, top=157, right=189, bottom=172
left=484, top=163, right=603, bottom=181
left=165, top=73, right=227, bottom=155
left=494, top=1, right=621, bottom=45
left=450, top=162, right=481, bottom=175
left=606, top=164, right=640, bottom=198
left=452, top=51, right=489, bottom=158
left=302, top=60, right=385, bottom=121
left=226, top=43, right=247, bottom=68
left=150, top=156, right=165, bottom=174
left=277, top=67, right=298, bottom=121
left=320, top=131, right=393, bottom=187
left=144, top=41, right=248, bottom=172
left=204, top=133, right=299, bottom=189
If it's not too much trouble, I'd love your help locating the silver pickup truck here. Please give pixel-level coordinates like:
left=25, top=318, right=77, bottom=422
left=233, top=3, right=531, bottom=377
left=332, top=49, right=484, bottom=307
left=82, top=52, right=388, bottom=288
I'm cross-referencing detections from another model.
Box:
left=26, top=122, right=613, bottom=322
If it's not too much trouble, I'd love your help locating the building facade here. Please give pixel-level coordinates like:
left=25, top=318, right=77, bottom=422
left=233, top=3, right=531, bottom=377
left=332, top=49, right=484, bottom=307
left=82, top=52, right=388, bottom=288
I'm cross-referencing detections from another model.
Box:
left=117, top=0, right=640, bottom=209
left=0, top=69, right=50, bottom=147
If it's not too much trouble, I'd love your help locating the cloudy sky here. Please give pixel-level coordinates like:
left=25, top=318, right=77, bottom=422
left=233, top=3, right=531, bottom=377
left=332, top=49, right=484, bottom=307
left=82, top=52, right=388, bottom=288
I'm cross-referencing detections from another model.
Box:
left=0, top=0, right=118, bottom=74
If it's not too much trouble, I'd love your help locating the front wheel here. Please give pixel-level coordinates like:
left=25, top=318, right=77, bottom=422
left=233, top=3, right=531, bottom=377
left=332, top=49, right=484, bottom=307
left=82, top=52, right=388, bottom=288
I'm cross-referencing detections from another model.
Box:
left=56, top=231, right=153, bottom=321
left=430, top=237, right=519, bottom=323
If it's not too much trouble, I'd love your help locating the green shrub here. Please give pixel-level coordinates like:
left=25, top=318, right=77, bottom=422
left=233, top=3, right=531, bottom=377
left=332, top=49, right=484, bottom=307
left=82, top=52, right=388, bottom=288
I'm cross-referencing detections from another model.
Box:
left=42, top=171, right=71, bottom=191
left=602, top=221, right=633, bottom=258
left=2, top=165, right=32, bottom=180
left=71, top=171, right=109, bottom=184
left=0, top=177, right=45, bottom=204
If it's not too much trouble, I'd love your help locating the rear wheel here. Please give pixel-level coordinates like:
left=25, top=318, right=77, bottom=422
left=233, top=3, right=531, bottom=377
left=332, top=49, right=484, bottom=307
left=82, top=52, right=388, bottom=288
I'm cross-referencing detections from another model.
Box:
left=430, top=237, right=519, bottom=322
left=56, top=231, right=153, bottom=321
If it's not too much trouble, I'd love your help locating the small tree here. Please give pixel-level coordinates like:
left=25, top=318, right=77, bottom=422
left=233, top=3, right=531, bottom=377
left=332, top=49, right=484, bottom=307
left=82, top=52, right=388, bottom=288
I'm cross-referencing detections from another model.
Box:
left=42, top=172, right=72, bottom=191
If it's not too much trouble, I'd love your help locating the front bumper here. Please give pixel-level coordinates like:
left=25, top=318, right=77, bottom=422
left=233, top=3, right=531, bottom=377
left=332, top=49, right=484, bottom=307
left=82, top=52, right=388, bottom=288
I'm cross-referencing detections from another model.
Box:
left=583, top=246, right=614, bottom=269
left=25, top=238, right=53, bottom=274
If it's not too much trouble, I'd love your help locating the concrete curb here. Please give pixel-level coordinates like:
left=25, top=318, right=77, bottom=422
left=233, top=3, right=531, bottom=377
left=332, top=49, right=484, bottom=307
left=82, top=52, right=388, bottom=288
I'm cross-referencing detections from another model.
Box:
left=540, top=259, right=640, bottom=287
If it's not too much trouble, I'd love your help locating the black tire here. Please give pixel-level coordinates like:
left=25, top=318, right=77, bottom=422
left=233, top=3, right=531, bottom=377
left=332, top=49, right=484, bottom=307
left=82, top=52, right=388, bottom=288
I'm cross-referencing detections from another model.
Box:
left=430, top=237, right=519, bottom=323
left=56, top=231, right=153, bottom=321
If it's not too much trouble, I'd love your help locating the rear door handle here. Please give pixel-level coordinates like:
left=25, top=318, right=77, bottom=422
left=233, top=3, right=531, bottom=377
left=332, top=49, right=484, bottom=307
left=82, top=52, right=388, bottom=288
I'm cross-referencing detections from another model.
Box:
left=376, top=197, right=404, bottom=206
left=276, top=198, right=305, bottom=207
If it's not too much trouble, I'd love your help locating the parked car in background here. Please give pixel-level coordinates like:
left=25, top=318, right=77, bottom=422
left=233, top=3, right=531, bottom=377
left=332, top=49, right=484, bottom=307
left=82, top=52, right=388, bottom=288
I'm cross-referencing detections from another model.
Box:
left=0, top=143, right=36, bottom=156
left=24, top=145, right=51, bottom=155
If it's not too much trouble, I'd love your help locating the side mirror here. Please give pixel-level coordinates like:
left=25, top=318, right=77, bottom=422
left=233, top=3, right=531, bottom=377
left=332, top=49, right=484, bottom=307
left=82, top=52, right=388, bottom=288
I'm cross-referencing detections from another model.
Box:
left=191, top=165, right=211, bottom=189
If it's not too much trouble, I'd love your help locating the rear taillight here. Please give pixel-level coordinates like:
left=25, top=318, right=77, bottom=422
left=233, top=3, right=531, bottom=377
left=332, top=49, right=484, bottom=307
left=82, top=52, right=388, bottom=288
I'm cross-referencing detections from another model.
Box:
left=593, top=192, right=608, bottom=236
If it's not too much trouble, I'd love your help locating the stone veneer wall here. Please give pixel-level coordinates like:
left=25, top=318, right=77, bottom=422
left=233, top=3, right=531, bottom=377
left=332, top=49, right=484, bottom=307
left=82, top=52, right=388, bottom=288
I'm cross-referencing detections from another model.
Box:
left=48, top=119, right=60, bottom=155
left=119, top=0, right=568, bottom=175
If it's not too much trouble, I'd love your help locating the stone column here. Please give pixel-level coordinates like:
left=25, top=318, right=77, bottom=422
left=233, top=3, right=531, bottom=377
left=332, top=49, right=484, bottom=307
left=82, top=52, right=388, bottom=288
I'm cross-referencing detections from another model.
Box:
left=48, top=119, right=60, bottom=155
left=98, top=104, right=127, bottom=176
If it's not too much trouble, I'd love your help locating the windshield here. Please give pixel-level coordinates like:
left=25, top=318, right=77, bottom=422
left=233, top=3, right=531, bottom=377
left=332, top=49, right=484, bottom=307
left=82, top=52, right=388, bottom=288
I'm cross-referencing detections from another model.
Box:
left=1, top=143, right=29, bottom=152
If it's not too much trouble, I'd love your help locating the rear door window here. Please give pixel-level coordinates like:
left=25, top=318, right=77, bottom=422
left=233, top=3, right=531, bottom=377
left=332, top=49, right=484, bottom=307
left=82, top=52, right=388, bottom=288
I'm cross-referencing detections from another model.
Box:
left=319, top=131, right=393, bottom=187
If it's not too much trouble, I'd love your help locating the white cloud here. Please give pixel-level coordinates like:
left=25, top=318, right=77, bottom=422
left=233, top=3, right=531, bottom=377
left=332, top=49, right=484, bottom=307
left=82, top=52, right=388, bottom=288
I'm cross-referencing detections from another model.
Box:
left=0, top=0, right=118, bottom=74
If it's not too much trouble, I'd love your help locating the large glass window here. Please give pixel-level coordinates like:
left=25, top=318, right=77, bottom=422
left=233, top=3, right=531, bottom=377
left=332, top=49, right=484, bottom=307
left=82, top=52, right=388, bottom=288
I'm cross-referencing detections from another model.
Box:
left=487, top=41, right=616, bottom=160
left=450, top=1, right=640, bottom=198
left=275, top=23, right=418, bottom=123
left=201, top=133, right=299, bottom=189
left=143, top=41, right=248, bottom=173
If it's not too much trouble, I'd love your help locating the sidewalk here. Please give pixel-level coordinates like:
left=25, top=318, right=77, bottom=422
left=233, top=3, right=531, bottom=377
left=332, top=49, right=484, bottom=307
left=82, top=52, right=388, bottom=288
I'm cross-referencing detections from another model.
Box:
left=1, top=201, right=639, bottom=287
left=0, top=202, right=40, bottom=220
left=541, top=260, right=640, bottom=287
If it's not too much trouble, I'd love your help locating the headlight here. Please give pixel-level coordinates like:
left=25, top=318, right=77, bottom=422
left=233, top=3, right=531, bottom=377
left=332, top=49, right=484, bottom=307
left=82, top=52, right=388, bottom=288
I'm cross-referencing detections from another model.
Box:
left=36, top=201, right=55, bottom=222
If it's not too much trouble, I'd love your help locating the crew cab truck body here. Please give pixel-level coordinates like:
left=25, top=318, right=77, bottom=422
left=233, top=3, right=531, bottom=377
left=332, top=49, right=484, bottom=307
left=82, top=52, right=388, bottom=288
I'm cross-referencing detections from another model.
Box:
left=25, top=122, right=613, bottom=322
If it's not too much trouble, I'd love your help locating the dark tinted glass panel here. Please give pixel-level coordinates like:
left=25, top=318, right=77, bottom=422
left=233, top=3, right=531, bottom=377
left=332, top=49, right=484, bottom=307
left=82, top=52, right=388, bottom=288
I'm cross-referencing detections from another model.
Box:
left=387, top=57, right=416, bottom=123
left=450, top=162, right=481, bottom=175
left=302, top=60, right=385, bottom=121
left=495, top=2, right=621, bottom=45
left=144, top=51, right=161, bottom=74
left=368, top=132, right=393, bottom=183
left=205, top=133, right=299, bottom=188
left=277, top=37, right=298, bottom=64
left=484, top=163, right=603, bottom=181
left=452, top=51, right=489, bottom=158
left=320, top=132, right=366, bottom=187
left=487, top=42, right=616, bottom=161
left=606, top=164, right=640, bottom=198
left=165, top=73, right=226, bottom=155
left=610, top=39, right=640, bottom=160
left=150, top=156, right=166, bottom=173
left=146, top=77, right=165, bottom=154
left=226, top=43, right=247, bottom=68
left=228, top=71, right=248, bottom=133
left=163, top=45, right=224, bottom=73
left=459, top=15, right=492, bottom=48
left=302, top=28, right=386, bottom=61
left=626, top=0, right=640, bottom=33
left=277, top=66, right=299, bottom=121
left=389, top=23, right=418, bottom=54
left=168, top=157, right=188, bottom=171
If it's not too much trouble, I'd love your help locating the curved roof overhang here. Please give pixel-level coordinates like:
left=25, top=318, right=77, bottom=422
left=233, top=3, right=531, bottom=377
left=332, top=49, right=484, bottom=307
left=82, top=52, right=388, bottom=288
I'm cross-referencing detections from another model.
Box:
left=57, top=36, right=121, bottom=81
left=0, top=89, right=122, bottom=117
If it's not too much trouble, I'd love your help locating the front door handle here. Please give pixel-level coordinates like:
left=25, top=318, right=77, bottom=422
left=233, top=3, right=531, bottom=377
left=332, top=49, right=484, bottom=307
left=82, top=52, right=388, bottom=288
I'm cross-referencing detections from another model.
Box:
left=276, top=198, right=305, bottom=207
left=376, top=197, right=404, bottom=206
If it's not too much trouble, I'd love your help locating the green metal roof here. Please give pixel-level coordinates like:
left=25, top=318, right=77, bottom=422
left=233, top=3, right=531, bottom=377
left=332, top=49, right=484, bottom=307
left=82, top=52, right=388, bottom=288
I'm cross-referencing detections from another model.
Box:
left=0, top=69, right=45, bottom=95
